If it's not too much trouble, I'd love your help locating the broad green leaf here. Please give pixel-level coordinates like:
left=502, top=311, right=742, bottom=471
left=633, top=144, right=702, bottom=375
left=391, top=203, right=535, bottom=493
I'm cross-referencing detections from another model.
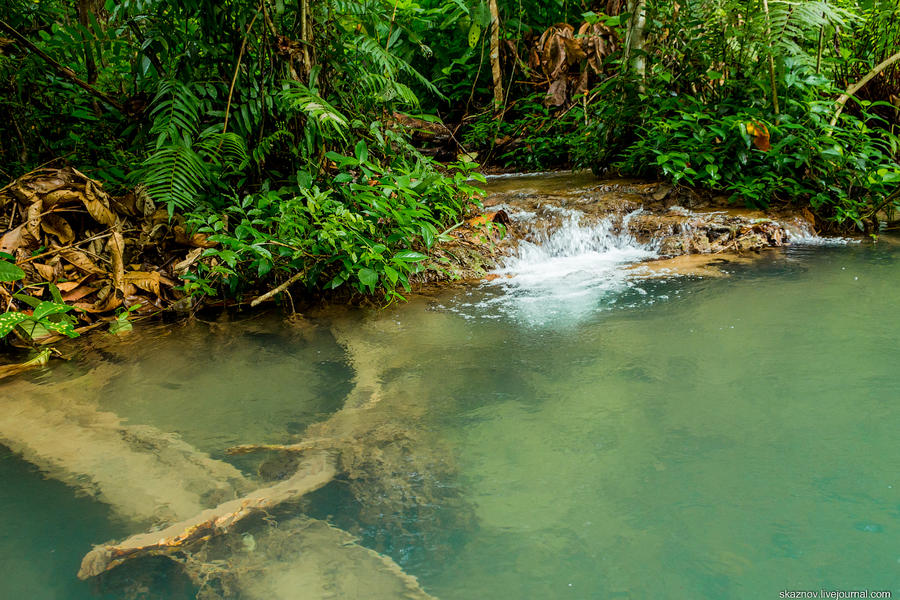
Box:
left=42, top=318, right=79, bottom=338
left=467, top=23, right=481, bottom=48
left=383, top=265, right=399, bottom=285
left=357, top=267, right=378, bottom=288
left=32, top=301, right=74, bottom=322
left=0, top=260, right=25, bottom=283
left=355, top=140, right=368, bottom=164
left=109, top=316, right=133, bottom=335
left=12, top=293, right=41, bottom=309
left=393, top=250, right=428, bottom=263
left=0, top=312, right=30, bottom=338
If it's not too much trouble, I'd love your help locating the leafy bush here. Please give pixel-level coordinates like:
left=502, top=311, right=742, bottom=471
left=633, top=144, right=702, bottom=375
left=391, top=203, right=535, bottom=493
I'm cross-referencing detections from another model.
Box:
left=573, top=13, right=900, bottom=229
left=184, top=155, right=483, bottom=302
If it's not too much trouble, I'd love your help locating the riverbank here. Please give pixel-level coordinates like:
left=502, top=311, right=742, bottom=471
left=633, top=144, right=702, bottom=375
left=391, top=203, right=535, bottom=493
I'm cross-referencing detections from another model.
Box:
left=0, top=169, right=859, bottom=366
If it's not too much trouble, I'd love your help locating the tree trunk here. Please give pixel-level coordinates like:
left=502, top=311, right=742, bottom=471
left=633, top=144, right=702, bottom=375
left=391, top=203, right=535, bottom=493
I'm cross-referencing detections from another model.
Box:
left=300, top=0, right=312, bottom=75
left=830, top=49, right=900, bottom=126
left=624, top=0, right=647, bottom=90
left=489, top=0, right=503, bottom=113
left=761, top=0, right=781, bottom=115
left=75, top=0, right=98, bottom=84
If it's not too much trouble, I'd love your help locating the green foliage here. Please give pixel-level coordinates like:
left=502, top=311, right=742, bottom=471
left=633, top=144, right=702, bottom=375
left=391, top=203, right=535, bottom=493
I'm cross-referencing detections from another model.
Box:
left=3, top=0, right=900, bottom=310
left=571, top=0, right=900, bottom=229
left=183, top=156, right=483, bottom=301
left=1, top=299, right=79, bottom=341
left=463, top=94, right=587, bottom=170
left=109, top=303, right=142, bottom=335
left=0, top=255, right=25, bottom=282
left=136, top=80, right=248, bottom=214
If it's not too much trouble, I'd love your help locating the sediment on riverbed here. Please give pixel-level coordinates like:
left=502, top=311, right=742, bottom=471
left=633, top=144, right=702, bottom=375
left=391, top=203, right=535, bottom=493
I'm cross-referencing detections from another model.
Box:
left=0, top=317, right=463, bottom=599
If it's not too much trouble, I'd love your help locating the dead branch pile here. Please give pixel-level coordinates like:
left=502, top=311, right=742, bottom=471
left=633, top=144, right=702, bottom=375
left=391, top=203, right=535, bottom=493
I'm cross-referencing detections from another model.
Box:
left=525, top=22, right=619, bottom=106
left=0, top=167, right=211, bottom=338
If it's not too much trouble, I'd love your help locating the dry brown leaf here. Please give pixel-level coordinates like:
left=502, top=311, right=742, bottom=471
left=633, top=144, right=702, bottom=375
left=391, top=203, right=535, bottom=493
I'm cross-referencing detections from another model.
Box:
left=24, top=172, right=69, bottom=195
left=135, top=187, right=156, bottom=217
left=547, top=77, right=567, bottom=106
left=82, top=179, right=118, bottom=227
left=25, top=199, right=42, bottom=242
left=746, top=122, right=771, bottom=152
left=0, top=225, right=24, bottom=254
left=73, top=285, right=122, bottom=313
left=59, top=248, right=106, bottom=275
left=173, top=247, right=203, bottom=274
left=41, top=214, right=75, bottom=244
left=33, top=263, right=57, bottom=281
left=107, top=229, right=126, bottom=295
left=563, top=37, right=587, bottom=64
left=41, top=189, right=83, bottom=209
left=62, top=285, right=99, bottom=302
left=173, top=225, right=217, bottom=248
left=124, top=270, right=161, bottom=297
left=56, top=277, right=90, bottom=293
left=467, top=210, right=511, bottom=228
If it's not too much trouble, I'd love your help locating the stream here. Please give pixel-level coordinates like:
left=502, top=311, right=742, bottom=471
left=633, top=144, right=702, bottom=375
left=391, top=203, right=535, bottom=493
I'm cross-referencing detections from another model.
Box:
left=1, top=174, right=899, bottom=599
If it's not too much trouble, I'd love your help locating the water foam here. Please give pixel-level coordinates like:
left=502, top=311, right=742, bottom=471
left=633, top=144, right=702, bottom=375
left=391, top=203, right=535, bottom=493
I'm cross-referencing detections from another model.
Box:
left=492, top=209, right=657, bottom=292
left=443, top=209, right=662, bottom=325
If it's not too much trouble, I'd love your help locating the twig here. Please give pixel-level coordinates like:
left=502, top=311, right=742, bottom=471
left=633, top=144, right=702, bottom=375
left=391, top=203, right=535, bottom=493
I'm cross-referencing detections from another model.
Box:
left=225, top=437, right=343, bottom=455
left=249, top=268, right=307, bottom=307
left=17, top=231, right=115, bottom=265
left=222, top=10, right=261, bottom=138
left=385, top=0, right=399, bottom=52
left=830, top=50, right=900, bottom=126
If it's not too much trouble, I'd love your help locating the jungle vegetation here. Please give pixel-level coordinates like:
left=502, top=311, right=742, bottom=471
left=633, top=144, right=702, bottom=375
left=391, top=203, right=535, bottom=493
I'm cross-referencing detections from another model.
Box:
left=0, top=0, right=898, bottom=309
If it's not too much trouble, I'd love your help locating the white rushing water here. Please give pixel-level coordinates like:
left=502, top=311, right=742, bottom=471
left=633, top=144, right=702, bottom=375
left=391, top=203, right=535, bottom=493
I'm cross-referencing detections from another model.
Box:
left=443, top=209, right=661, bottom=326
left=443, top=203, right=854, bottom=325
left=492, top=208, right=657, bottom=293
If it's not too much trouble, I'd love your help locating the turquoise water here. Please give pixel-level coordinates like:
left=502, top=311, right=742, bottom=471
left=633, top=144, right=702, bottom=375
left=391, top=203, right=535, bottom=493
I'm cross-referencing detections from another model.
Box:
left=1, top=237, right=899, bottom=599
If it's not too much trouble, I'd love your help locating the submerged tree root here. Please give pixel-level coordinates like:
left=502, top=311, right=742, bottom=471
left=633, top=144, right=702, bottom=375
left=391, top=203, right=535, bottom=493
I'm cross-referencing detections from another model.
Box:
left=77, top=451, right=337, bottom=579
left=0, top=365, right=251, bottom=525
left=179, top=516, right=438, bottom=600
left=3, top=315, right=471, bottom=598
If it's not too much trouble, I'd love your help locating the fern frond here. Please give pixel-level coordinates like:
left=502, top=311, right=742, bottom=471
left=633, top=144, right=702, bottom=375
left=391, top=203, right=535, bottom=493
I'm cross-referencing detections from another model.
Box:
left=351, top=34, right=443, bottom=99
left=326, top=0, right=372, bottom=16
left=148, top=80, right=201, bottom=148
left=281, top=82, right=350, bottom=139
left=358, top=73, right=419, bottom=106
left=196, top=131, right=250, bottom=173
left=139, top=142, right=207, bottom=213
left=768, top=1, right=859, bottom=65
left=251, top=129, right=295, bottom=166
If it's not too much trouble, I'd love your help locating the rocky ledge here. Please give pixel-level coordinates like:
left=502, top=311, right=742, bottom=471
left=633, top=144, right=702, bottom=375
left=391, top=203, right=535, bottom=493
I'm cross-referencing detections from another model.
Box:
left=417, top=174, right=832, bottom=284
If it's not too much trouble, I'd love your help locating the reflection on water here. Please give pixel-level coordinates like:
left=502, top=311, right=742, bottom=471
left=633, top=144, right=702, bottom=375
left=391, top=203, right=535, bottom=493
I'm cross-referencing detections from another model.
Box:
left=1, top=236, right=899, bottom=599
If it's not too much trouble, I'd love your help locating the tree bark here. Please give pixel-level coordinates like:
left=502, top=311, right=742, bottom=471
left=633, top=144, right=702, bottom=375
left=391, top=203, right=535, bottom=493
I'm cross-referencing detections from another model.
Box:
left=489, top=0, right=503, bottom=113
left=78, top=450, right=337, bottom=579
left=75, top=0, right=99, bottom=84
left=761, top=0, right=781, bottom=115
left=300, top=0, right=311, bottom=74
left=624, top=0, right=647, bottom=90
